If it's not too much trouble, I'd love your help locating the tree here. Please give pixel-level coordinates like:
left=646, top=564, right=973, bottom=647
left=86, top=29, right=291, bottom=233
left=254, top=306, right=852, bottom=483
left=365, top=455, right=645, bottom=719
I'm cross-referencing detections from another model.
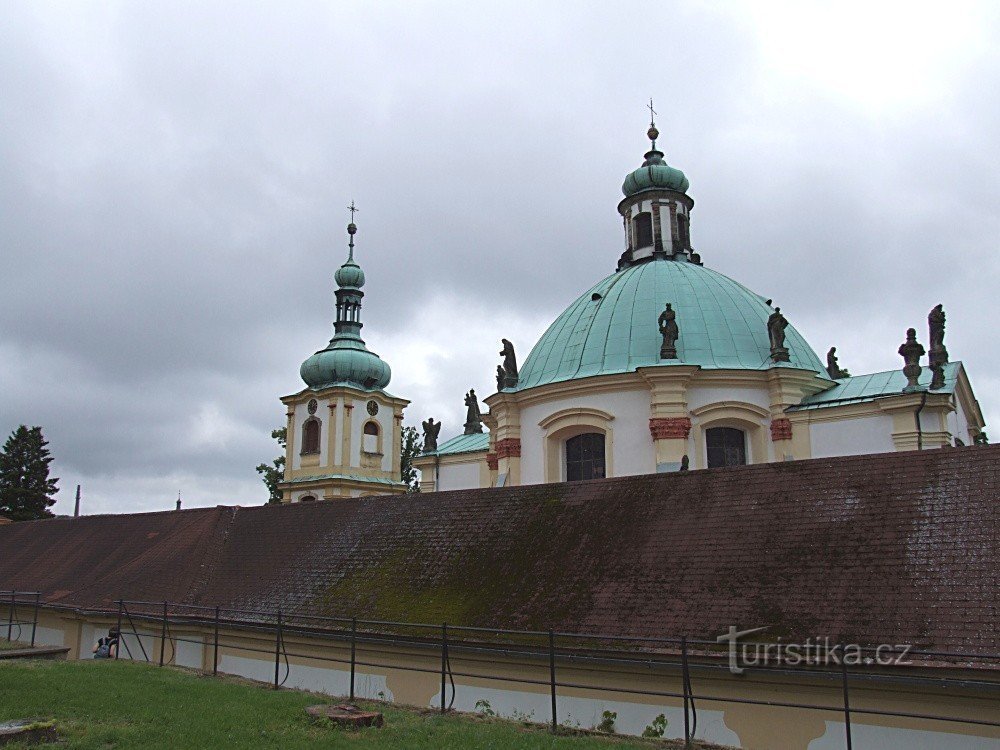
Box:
left=400, top=425, right=421, bottom=493
left=0, top=425, right=59, bottom=521
left=255, top=427, right=286, bottom=504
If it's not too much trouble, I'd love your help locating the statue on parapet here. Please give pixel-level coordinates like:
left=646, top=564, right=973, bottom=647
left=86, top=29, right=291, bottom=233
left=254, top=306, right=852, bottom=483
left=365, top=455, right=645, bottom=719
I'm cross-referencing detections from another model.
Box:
left=767, top=306, right=790, bottom=363
left=658, top=302, right=679, bottom=360
left=898, top=328, right=926, bottom=392
left=499, top=339, right=519, bottom=389
left=928, top=304, right=949, bottom=390
left=826, top=347, right=850, bottom=379
left=421, top=418, right=441, bottom=452
left=463, top=389, right=483, bottom=435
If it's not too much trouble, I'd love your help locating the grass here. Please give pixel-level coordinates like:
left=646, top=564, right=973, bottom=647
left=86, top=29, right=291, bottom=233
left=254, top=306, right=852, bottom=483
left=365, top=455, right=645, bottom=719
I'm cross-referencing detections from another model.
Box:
left=0, top=659, right=718, bottom=749
left=0, top=638, right=29, bottom=651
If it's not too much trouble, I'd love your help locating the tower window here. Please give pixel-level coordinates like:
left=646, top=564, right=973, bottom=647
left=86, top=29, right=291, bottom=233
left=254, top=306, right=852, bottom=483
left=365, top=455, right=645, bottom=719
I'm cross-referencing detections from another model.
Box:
left=633, top=212, right=653, bottom=249
left=677, top=214, right=690, bottom=249
left=706, top=427, right=746, bottom=468
left=363, top=420, right=380, bottom=453
left=301, top=417, right=321, bottom=455
left=300, top=494, right=316, bottom=502
left=565, top=432, right=606, bottom=482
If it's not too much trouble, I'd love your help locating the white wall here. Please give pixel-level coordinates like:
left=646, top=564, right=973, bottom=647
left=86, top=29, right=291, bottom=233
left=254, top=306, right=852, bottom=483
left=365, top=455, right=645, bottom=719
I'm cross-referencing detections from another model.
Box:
left=687, top=386, right=771, bottom=412
left=437, top=460, right=481, bottom=492
left=520, top=389, right=653, bottom=485
left=948, top=396, right=971, bottom=445
left=810, top=415, right=896, bottom=458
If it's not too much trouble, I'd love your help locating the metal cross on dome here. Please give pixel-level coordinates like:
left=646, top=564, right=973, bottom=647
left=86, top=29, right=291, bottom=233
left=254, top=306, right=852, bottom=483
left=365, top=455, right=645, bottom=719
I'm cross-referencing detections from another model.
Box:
left=348, top=200, right=359, bottom=221
left=647, top=98, right=657, bottom=125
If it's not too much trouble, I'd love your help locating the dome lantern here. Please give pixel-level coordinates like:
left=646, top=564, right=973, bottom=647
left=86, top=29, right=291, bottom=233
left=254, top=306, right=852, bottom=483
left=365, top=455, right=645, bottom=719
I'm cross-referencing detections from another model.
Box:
left=617, top=103, right=696, bottom=269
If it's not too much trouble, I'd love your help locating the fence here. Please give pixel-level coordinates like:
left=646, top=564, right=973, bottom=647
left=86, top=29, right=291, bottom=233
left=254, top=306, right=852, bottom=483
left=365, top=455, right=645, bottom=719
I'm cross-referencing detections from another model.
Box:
left=3, top=592, right=1000, bottom=748
left=1, top=590, right=40, bottom=648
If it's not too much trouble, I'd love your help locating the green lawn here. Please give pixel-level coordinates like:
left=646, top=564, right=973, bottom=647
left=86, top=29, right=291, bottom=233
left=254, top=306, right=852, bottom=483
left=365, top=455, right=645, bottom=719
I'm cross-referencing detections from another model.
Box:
left=0, top=659, right=711, bottom=749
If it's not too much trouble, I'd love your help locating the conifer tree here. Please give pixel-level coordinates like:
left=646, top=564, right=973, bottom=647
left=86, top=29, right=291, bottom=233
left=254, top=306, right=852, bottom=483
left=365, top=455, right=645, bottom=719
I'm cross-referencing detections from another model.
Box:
left=0, top=425, right=59, bottom=521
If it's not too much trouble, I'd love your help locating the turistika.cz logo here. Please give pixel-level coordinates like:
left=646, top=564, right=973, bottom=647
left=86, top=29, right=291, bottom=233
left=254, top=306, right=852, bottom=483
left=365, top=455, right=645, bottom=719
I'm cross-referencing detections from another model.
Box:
left=716, top=627, right=914, bottom=675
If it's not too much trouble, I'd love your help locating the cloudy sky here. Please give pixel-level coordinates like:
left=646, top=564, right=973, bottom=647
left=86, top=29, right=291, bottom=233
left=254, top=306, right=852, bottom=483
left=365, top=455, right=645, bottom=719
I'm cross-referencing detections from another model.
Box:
left=2, top=1, right=998, bottom=515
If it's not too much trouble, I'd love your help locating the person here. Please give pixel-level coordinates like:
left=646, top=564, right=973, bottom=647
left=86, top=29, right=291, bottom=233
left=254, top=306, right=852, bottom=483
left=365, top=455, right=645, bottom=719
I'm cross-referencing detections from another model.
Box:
left=92, top=627, right=120, bottom=659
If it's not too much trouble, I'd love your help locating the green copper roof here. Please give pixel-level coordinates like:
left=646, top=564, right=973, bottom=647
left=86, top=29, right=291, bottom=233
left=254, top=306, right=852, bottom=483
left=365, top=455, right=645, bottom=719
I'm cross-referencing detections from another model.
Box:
left=622, top=149, right=689, bottom=197
left=421, top=432, right=489, bottom=457
left=515, top=259, right=827, bottom=391
left=789, top=362, right=961, bottom=411
left=300, top=335, right=391, bottom=391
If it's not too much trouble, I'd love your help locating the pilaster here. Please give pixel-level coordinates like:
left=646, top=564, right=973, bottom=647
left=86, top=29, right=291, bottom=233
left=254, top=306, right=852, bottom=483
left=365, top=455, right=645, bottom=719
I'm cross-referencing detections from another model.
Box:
left=639, top=366, right=698, bottom=471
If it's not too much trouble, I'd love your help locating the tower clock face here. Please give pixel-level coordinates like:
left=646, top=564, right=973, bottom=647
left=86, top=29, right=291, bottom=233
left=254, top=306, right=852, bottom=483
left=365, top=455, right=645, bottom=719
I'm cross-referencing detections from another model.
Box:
left=307, top=399, right=318, bottom=415
left=366, top=400, right=379, bottom=416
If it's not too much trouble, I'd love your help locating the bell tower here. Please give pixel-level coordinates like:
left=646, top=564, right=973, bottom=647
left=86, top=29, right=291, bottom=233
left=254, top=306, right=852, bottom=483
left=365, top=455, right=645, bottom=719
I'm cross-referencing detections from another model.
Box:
left=278, top=207, right=409, bottom=501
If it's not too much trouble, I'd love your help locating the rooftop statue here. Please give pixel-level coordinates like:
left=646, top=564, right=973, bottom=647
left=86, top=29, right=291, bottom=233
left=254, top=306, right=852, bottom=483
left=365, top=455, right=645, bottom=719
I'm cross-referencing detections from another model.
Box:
left=421, top=417, right=441, bottom=452
left=499, top=339, right=519, bottom=389
left=768, top=307, right=790, bottom=363
left=463, top=389, right=484, bottom=435
left=826, top=347, right=850, bottom=379
left=928, top=304, right=949, bottom=390
left=658, top=302, right=679, bottom=360
left=496, top=365, right=506, bottom=392
left=899, top=328, right=926, bottom=392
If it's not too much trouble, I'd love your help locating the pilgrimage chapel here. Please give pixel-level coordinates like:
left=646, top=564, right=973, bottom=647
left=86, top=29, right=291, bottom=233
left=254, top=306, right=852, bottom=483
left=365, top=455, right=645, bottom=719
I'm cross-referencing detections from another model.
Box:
left=278, top=120, right=986, bottom=501
left=411, top=117, right=986, bottom=493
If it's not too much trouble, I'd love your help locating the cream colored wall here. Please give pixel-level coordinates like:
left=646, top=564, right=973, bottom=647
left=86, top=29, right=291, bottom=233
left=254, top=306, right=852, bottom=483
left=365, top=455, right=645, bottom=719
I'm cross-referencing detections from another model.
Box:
left=437, top=460, right=482, bottom=492
left=809, top=414, right=897, bottom=458
left=520, top=389, right=652, bottom=485
left=6, top=606, right=998, bottom=750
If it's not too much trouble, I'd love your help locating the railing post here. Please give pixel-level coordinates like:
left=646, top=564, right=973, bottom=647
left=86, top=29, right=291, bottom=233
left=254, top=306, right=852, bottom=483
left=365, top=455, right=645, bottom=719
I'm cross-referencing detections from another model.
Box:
left=30, top=593, right=40, bottom=647
left=682, top=636, right=691, bottom=747
left=114, top=601, right=123, bottom=660
left=440, top=622, right=448, bottom=713
left=842, top=654, right=853, bottom=750
left=6, top=591, right=14, bottom=641
left=159, top=601, right=167, bottom=667
left=549, top=629, right=557, bottom=731
left=349, top=617, right=357, bottom=701
left=213, top=606, right=220, bottom=675
left=274, top=608, right=283, bottom=690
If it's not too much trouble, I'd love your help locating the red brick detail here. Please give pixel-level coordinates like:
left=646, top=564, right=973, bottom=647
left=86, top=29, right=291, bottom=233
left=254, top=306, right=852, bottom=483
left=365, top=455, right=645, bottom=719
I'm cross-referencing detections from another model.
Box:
left=649, top=417, right=692, bottom=440
left=495, top=438, right=521, bottom=459
left=486, top=453, right=499, bottom=471
left=771, top=418, right=793, bottom=441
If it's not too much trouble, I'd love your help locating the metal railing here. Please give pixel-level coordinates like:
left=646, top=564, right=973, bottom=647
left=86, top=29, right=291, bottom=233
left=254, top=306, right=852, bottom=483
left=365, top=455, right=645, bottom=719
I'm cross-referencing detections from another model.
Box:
left=0, top=590, right=40, bottom=648
left=5, top=594, right=1000, bottom=747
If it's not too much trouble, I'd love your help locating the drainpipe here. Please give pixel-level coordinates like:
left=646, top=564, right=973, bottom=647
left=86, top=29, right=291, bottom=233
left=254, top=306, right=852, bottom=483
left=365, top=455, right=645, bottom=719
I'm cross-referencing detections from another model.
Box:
left=915, top=392, right=927, bottom=450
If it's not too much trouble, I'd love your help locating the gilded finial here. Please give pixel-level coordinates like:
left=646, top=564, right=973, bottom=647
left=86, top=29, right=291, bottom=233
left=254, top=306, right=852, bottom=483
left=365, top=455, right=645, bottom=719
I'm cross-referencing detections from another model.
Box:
left=646, top=98, right=659, bottom=148
left=347, top=200, right=358, bottom=259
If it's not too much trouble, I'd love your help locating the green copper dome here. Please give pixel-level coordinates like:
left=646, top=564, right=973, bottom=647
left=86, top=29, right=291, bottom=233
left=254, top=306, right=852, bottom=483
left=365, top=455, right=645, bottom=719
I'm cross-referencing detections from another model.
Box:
left=622, top=148, right=689, bottom=197
left=299, top=217, right=390, bottom=391
left=300, top=336, right=391, bottom=391
left=334, top=257, right=365, bottom=289
left=515, top=259, right=826, bottom=391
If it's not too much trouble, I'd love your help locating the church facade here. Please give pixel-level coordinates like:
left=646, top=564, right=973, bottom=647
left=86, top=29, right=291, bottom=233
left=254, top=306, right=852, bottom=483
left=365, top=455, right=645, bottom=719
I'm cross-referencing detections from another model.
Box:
left=413, top=120, right=985, bottom=493
left=278, top=218, right=409, bottom=501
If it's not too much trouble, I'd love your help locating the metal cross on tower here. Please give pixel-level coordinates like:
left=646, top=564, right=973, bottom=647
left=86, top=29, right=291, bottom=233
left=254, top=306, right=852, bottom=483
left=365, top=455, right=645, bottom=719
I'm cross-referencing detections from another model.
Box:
left=347, top=200, right=359, bottom=221
left=647, top=98, right=657, bottom=125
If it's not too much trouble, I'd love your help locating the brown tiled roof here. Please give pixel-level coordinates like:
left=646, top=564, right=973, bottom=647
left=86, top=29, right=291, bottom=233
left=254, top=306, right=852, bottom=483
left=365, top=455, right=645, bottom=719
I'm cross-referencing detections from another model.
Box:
left=1, top=446, right=997, bottom=654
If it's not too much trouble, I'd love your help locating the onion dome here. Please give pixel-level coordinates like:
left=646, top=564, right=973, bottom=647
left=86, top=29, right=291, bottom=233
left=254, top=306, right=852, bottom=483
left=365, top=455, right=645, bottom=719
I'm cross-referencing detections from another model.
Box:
left=299, top=216, right=391, bottom=391
left=622, top=121, right=689, bottom=197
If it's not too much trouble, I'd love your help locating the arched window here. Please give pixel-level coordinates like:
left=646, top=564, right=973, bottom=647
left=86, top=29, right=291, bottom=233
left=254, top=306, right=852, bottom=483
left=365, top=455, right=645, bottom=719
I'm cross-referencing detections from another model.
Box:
left=633, top=212, right=653, bottom=249
left=706, top=427, right=746, bottom=468
left=363, top=421, right=380, bottom=453
left=301, top=418, right=321, bottom=455
left=300, top=494, right=316, bottom=503
left=565, top=432, right=606, bottom=482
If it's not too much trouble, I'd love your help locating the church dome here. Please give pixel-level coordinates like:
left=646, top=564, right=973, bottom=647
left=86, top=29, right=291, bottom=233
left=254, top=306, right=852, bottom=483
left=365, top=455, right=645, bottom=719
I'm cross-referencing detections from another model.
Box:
left=300, top=336, right=391, bottom=391
left=515, top=259, right=826, bottom=391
